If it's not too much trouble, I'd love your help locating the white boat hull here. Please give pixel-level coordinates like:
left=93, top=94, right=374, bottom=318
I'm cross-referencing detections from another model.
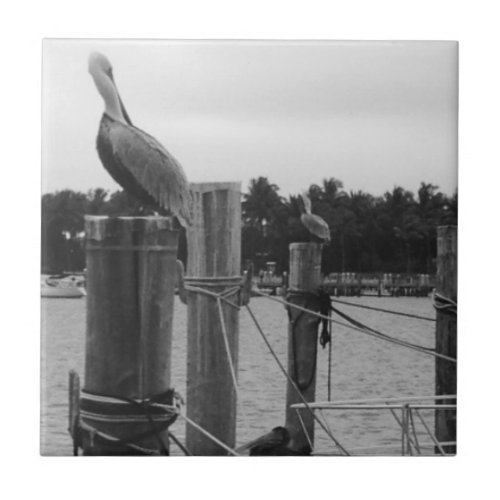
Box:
left=41, top=286, right=85, bottom=298
left=41, top=275, right=86, bottom=298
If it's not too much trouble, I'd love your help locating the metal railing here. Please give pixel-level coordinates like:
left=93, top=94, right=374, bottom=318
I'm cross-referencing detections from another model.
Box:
left=291, top=395, right=456, bottom=456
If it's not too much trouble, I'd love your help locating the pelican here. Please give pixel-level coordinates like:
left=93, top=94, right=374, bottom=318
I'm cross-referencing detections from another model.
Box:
left=235, top=426, right=312, bottom=456
left=299, top=191, right=331, bottom=243
left=88, top=52, right=191, bottom=227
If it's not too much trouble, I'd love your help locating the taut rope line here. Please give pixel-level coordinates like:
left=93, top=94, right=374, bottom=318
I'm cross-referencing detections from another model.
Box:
left=244, top=304, right=350, bottom=456
left=178, top=411, right=241, bottom=456
left=252, top=289, right=456, bottom=363
left=330, top=297, right=436, bottom=322
left=183, top=275, right=244, bottom=398
left=216, top=296, right=240, bottom=398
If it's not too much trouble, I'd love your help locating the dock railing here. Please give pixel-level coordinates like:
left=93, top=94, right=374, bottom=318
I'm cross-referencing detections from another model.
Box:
left=290, top=395, right=456, bottom=456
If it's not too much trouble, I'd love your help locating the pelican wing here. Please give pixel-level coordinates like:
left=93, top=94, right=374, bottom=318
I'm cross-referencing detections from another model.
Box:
left=301, top=213, right=331, bottom=242
left=108, top=120, right=192, bottom=226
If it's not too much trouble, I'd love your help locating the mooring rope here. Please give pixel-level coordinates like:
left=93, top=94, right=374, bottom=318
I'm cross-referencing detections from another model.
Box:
left=327, top=315, right=333, bottom=401
left=168, top=431, right=192, bottom=456
left=432, top=291, right=457, bottom=316
left=78, top=389, right=180, bottom=455
left=78, top=420, right=163, bottom=455
left=286, top=291, right=319, bottom=391
left=183, top=276, right=243, bottom=398
left=177, top=411, right=241, bottom=456
left=216, top=296, right=240, bottom=398
left=252, top=289, right=456, bottom=363
left=328, top=303, right=437, bottom=354
left=295, top=409, right=315, bottom=452
left=330, top=298, right=436, bottom=322
left=184, top=284, right=241, bottom=309
left=79, top=390, right=180, bottom=423
left=244, top=304, right=350, bottom=456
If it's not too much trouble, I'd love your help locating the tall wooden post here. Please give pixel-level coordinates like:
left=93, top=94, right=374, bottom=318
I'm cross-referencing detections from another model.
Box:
left=435, top=225, right=457, bottom=454
left=82, top=216, right=179, bottom=455
left=285, top=242, right=323, bottom=451
left=185, top=182, right=241, bottom=455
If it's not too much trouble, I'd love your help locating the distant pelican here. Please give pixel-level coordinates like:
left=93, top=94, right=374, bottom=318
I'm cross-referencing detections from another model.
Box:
left=299, top=192, right=331, bottom=244
left=235, top=426, right=312, bottom=456
left=88, top=52, right=191, bottom=226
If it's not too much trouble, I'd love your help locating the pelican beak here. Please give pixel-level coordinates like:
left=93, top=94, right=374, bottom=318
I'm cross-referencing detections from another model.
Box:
left=107, top=69, right=133, bottom=126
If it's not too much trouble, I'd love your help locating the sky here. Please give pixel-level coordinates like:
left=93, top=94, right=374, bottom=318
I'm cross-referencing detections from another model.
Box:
left=42, top=39, right=458, bottom=198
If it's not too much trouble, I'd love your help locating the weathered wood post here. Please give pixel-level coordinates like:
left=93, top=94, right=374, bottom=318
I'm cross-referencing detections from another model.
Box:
left=185, top=182, right=241, bottom=455
left=435, top=225, right=457, bottom=454
left=82, top=216, right=179, bottom=455
left=285, top=242, right=323, bottom=451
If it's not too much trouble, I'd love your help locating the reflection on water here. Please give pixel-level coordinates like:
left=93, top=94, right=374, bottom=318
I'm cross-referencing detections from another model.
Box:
left=41, top=295, right=436, bottom=456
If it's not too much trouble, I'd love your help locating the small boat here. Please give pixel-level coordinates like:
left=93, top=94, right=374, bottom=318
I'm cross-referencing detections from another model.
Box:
left=41, top=275, right=86, bottom=299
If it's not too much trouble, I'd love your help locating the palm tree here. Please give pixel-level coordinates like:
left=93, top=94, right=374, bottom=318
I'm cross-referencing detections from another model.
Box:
left=243, top=177, right=284, bottom=226
left=41, top=190, right=88, bottom=272
left=242, top=177, right=288, bottom=271
left=87, top=188, right=109, bottom=214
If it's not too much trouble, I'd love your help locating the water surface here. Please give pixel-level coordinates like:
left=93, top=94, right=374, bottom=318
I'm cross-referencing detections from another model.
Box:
left=41, top=295, right=437, bottom=456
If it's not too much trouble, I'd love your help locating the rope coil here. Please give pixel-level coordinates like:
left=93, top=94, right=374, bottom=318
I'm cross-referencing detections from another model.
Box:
left=184, top=275, right=248, bottom=309
left=80, top=389, right=180, bottom=423
left=182, top=275, right=247, bottom=397
left=77, top=388, right=181, bottom=455
left=432, top=291, right=457, bottom=316
left=285, top=290, right=328, bottom=391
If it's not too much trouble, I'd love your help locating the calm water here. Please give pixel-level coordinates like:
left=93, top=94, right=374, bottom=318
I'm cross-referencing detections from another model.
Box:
left=40, top=295, right=437, bottom=456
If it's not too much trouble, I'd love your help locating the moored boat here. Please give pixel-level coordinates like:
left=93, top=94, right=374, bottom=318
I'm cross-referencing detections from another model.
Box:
left=41, top=275, right=86, bottom=298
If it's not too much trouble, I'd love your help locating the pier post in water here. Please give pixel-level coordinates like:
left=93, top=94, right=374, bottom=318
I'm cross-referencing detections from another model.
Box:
left=285, top=242, right=323, bottom=451
left=185, top=182, right=241, bottom=455
left=82, top=216, right=179, bottom=455
left=435, top=225, right=457, bottom=454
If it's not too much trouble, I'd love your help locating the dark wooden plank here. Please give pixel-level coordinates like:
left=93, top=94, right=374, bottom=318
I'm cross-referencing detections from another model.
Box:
left=435, top=225, right=457, bottom=455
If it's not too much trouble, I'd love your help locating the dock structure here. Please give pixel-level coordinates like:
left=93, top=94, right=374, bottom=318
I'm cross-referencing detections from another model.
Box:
left=256, top=272, right=434, bottom=298
left=66, top=199, right=455, bottom=457
left=185, top=182, right=242, bottom=455
left=435, top=225, right=457, bottom=454
left=78, top=216, right=180, bottom=455
left=285, top=242, right=323, bottom=451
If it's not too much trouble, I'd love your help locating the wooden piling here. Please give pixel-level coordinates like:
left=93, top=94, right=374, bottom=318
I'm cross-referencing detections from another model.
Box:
left=285, top=242, right=323, bottom=451
left=82, top=216, right=179, bottom=455
left=435, top=225, right=457, bottom=455
left=185, top=182, right=241, bottom=455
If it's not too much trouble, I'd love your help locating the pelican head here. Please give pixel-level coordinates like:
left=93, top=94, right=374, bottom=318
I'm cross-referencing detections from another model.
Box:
left=300, top=191, right=312, bottom=215
left=88, top=52, right=131, bottom=124
left=88, top=52, right=113, bottom=78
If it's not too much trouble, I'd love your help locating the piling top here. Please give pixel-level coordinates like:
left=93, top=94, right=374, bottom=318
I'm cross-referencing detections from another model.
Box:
left=85, top=216, right=177, bottom=242
left=85, top=216, right=178, bottom=254
left=187, top=182, right=241, bottom=277
left=190, top=182, right=241, bottom=194
left=288, top=241, right=323, bottom=291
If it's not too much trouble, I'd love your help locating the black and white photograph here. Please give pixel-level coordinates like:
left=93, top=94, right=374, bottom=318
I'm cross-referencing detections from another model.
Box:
left=41, top=39, right=458, bottom=458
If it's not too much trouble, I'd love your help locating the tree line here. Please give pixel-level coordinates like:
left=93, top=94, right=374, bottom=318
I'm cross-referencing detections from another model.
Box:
left=41, top=178, right=457, bottom=275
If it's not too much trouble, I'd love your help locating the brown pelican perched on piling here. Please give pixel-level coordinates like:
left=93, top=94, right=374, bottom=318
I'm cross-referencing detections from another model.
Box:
left=299, top=191, right=331, bottom=244
left=236, top=426, right=312, bottom=456
left=88, top=52, right=191, bottom=227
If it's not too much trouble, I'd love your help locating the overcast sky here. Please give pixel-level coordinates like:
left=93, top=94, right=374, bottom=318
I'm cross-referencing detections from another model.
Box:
left=42, top=40, right=457, bottom=198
